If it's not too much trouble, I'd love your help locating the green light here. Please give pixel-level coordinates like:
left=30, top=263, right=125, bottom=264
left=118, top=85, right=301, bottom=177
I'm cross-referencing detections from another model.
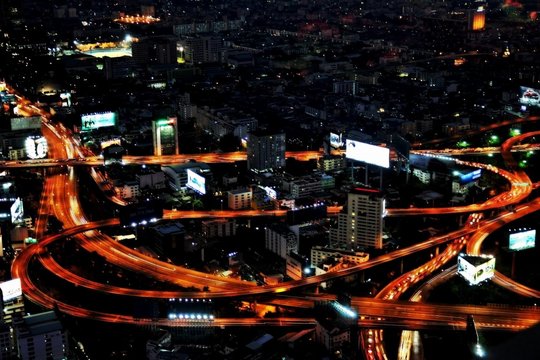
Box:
left=457, top=140, right=469, bottom=148
left=157, top=119, right=173, bottom=126
left=509, top=128, right=521, bottom=137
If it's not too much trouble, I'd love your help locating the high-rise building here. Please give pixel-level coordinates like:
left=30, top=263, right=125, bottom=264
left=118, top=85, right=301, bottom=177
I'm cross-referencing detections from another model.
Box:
left=152, top=117, right=179, bottom=156
left=132, top=36, right=177, bottom=65
left=330, top=188, right=385, bottom=250
left=181, top=36, right=223, bottom=64
left=265, top=223, right=298, bottom=259
left=14, top=311, right=69, bottom=360
left=247, top=131, right=286, bottom=173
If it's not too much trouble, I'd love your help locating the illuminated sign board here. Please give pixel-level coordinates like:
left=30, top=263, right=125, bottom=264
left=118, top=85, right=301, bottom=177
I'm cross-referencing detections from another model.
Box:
left=457, top=254, right=495, bottom=285
left=81, top=112, right=117, bottom=132
left=345, top=140, right=390, bottom=168
left=10, top=198, right=23, bottom=224
left=330, top=132, right=344, bottom=149
left=186, top=169, right=206, bottom=195
left=260, top=186, right=277, bottom=200
left=519, top=86, right=540, bottom=108
left=459, top=169, right=482, bottom=184
left=509, top=229, right=536, bottom=251
left=101, top=138, right=122, bottom=150
left=0, top=279, right=22, bottom=302
left=25, top=136, right=48, bottom=159
left=10, top=116, right=41, bottom=131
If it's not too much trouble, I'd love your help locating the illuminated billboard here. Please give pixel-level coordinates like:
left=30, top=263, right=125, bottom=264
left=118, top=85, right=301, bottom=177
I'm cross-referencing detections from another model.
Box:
left=509, top=229, right=536, bottom=251
left=0, top=278, right=22, bottom=302
left=10, top=198, right=23, bottom=224
left=345, top=140, right=390, bottom=168
left=10, top=116, right=41, bottom=131
left=457, top=254, right=495, bottom=285
left=459, top=169, right=482, bottom=184
left=25, top=136, right=48, bottom=159
left=260, top=186, right=277, bottom=200
left=81, top=112, right=117, bottom=132
left=519, top=86, right=540, bottom=107
left=186, top=169, right=206, bottom=195
left=101, top=138, right=122, bottom=150
left=330, top=132, right=344, bottom=149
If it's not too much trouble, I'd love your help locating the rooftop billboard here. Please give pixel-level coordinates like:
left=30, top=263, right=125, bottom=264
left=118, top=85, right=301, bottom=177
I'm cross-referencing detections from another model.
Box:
left=345, top=139, right=390, bottom=168
left=81, top=112, right=117, bottom=132
left=519, top=86, right=540, bottom=108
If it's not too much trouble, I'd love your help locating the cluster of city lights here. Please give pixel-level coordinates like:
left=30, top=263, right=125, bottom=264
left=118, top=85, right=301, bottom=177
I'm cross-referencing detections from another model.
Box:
left=114, top=14, right=160, bottom=24
left=331, top=301, right=357, bottom=319
left=167, top=313, right=215, bottom=321
left=168, top=298, right=212, bottom=303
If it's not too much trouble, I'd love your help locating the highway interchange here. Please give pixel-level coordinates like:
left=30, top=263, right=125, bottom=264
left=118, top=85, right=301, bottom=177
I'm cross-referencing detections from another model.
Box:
left=5, top=88, right=540, bottom=359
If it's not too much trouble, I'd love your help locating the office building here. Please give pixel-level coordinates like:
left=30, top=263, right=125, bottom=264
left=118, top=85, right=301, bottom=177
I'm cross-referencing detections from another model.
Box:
left=227, top=188, right=252, bottom=210
left=152, top=117, right=179, bottom=156
left=181, top=36, right=223, bottom=64
left=132, top=36, right=177, bottom=65
left=330, top=188, right=385, bottom=250
left=265, top=223, right=298, bottom=259
left=14, top=311, right=69, bottom=360
left=247, top=131, right=286, bottom=173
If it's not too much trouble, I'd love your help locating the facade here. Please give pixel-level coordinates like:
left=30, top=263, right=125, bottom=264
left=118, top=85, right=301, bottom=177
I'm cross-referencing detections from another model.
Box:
left=116, top=180, right=140, bottom=200
left=318, top=155, right=346, bottom=172
left=152, top=117, right=179, bottom=156
left=330, top=188, right=385, bottom=250
left=310, top=246, right=369, bottom=267
left=314, top=320, right=350, bottom=352
left=195, top=106, right=258, bottom=140
left=282, top=173, right=334, bottom=199
left=14, top=311, right=69, bottom=360
left=131, top=36, right=177, bottom=65
left=285, top=252, right=307, bottom=280
left=265, top=223, right=298, bottom=259
left=247, top=131, right=286, bottom=173
left=227, top=188, right=252, bottom=210
left=181, top=36, right=223, bottom=64
left=138, top=171, right=167, bottom=190
left=202, top=219, right=236, bottom=238
left=0, top=322, right=11, bottom=359
left=161, top=163, right=212, bottom=191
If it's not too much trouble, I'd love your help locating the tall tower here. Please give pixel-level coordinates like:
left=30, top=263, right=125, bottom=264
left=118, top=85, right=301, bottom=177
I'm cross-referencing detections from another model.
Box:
left=330, top=188, right=385, bottom=250
left=247, top=130, right=286, bottom=173
left=152, top=117, right=179, bottom=156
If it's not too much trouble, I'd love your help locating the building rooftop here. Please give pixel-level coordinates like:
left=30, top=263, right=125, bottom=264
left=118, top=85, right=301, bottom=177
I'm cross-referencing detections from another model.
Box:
left=17, top=311, right=63, bottom=338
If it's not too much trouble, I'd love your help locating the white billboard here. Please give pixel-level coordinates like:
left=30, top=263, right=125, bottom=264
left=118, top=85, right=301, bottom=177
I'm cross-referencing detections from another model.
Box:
left=457, top=254, right=495, bottom=285
left=345, top=139, right=390, bottom=168
left=509, top=229, right=536, bottom=251
left=186, top=169, right=206, bottom=195
left=0, top=278, right=22, bottom=302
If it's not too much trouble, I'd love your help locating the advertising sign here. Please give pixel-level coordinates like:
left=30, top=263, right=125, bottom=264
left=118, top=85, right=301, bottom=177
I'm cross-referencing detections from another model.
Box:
left=81, top=112, right=117, bottom=132
left=345, top=139, right=390, bottom=168
left=10, top=198, right=23, bottom=224
left=330, top=132, right=344, bottom=149
left=457, top=254, right=495, bottom=285
left=186, top=169, right=206, bottom=195
left=0, top=279, right=22, bottom=302
left=519, top=86, right=540, bottom=107
left=25, top=136, right=48, bottom=159
left=509, top=229, right=536, bottom=251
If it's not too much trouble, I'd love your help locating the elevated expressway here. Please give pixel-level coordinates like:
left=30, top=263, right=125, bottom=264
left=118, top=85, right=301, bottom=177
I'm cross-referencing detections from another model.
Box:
left=6, top=88, right=540, bottom=348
